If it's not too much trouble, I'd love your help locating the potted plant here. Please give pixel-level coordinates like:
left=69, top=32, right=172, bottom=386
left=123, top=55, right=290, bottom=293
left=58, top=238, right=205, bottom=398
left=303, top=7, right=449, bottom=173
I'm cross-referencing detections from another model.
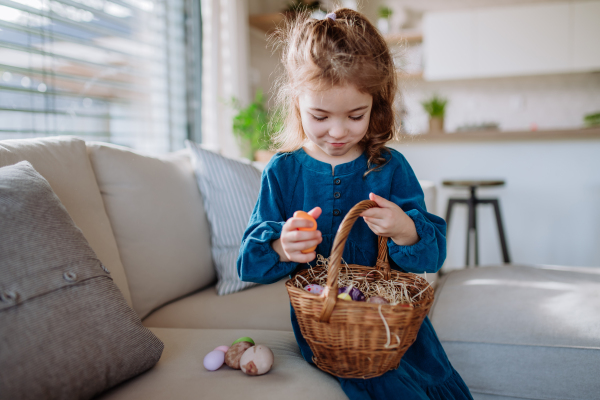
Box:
left=583, top=111, right=600, bottom=128
left=421, top=94, right=448, bottom=133
left=230, top=90, right=280, bottom=162
left=377, top=6, right=393, bottom=34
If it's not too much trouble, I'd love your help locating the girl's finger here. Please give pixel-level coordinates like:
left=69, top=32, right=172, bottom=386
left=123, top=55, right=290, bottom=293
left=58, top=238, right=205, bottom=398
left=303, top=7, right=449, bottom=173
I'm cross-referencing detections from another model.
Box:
left=361, top=209, right=387, bottom=220
left=369, top=192, right=395, bottom=208
left=288, top=251, right=317, bottom=264
left=285, top=230, right=321, bottom=243
left=283, top=234, right=322, bottom=250
left=286, top=217, right=317, bottom=230
left=363, top=219, right=379, bottom=234
left=307, top=206, right=322, bottom=220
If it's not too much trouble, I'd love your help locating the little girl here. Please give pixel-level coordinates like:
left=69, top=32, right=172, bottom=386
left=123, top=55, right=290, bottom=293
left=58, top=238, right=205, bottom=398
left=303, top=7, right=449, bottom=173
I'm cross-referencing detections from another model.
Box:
left=237, top=8, right=473, bottom=400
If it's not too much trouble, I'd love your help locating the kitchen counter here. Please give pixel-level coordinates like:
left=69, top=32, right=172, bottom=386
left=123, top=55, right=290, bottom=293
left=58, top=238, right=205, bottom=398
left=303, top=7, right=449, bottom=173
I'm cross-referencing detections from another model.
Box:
left=389, top=130, right=600, bottom=269
left=393, top=127, right=600, bottom=143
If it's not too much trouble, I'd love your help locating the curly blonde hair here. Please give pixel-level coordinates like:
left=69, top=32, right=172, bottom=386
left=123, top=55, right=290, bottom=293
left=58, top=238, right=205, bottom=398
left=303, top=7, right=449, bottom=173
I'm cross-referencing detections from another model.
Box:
left=268, top=7, right=400, bottom=173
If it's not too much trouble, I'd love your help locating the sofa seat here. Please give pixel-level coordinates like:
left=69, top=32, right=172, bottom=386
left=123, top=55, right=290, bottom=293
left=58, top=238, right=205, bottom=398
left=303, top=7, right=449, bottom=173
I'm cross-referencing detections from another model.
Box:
left=96, top=328, right=347, bottom=400
left=429, top=264, right=600, bottom=400
left=143, top=279, right=293, bottom=332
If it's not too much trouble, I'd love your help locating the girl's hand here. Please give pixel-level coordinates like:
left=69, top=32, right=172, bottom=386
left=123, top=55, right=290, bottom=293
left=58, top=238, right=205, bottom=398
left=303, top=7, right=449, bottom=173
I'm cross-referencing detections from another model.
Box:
left=361, top=193, right=419, bottom=246
left=272, top=207, right=322, bottom=263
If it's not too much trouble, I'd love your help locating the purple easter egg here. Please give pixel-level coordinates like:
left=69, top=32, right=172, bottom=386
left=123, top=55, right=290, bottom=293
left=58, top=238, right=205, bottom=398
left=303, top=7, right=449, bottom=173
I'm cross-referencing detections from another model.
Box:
left=338, top=286, right=366, bottom=302
left=304, top=284, right=324, bottom=295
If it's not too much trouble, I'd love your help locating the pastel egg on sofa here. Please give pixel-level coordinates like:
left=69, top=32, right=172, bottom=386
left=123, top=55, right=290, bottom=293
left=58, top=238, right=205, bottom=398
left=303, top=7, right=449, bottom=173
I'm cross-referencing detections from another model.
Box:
left=203, top=350, right=225, bottom=371
left=214, top=345, right=229, bottom=353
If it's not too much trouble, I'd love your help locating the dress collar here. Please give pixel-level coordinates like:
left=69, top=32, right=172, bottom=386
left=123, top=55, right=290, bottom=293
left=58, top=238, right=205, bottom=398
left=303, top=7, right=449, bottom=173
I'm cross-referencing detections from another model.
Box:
left=294, top=147, right=368, bottom=176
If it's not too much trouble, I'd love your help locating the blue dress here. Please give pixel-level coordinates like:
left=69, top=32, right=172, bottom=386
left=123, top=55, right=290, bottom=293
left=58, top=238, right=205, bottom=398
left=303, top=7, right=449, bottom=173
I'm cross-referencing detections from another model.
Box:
left=237, top=147, right=473, bottom=400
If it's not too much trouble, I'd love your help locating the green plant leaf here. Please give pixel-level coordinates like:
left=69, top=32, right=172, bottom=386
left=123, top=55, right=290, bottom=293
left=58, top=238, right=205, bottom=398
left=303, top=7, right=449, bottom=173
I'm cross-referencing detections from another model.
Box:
left=378, top=6, right=393, bottom=19
left=230, top=89, right=276, bottom=158
left=421, top=94, right=448, bottom=118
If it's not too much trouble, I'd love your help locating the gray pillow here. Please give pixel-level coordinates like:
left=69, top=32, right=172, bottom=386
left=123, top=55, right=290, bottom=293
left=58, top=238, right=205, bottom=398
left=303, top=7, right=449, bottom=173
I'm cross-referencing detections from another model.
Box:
left=0, top=161, right=164, bottom=400
left=186, top=141, right=260, bottom=295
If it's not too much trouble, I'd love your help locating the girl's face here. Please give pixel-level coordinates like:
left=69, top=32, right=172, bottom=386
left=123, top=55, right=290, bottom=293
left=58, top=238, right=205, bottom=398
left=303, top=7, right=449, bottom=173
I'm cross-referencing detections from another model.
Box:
left=298, top=84, right=373, bottom=162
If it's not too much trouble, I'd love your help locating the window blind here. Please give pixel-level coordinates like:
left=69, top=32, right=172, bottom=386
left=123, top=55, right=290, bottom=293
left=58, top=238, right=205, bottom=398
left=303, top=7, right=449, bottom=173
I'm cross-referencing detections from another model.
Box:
left=0, top=0, right=197, bottom=153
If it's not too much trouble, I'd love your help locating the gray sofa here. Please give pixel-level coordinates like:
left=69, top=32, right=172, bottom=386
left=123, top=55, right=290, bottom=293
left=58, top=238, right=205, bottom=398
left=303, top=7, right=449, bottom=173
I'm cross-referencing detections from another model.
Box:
left=1, top=136, right=597, bottom=400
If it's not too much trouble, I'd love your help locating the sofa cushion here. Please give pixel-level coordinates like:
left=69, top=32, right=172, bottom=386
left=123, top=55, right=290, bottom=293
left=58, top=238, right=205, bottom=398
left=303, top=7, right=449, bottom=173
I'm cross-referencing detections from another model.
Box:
left=0, top=136, right=132, bottom=306
left=186, top=141, right=260, bottom=295
left=430, top=265, right=600, bottom=400
left=419, top=180, right=437, bottom=215
left=87, top=143, right=214, bottom=318
left=97, top=328, right=347, bottom=400
left=0, top=161, right=164, bottom=400
left=143, top=279, right=292, bottom=331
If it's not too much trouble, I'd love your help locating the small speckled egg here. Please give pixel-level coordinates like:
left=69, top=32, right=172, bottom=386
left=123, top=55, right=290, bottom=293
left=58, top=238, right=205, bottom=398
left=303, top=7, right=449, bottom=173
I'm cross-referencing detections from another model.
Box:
left=240, top=345, right=275, bottom=376
left=203, top=350, right=225, bottom=371
left=225, top=341, right=253, bottom=369
left=214, top=345, right=229, bottom=353
left=304, top=284, right=324, bottom=295
left=337, top=292, right=352, bottom=301
left=366, top=296, right=389, bottom=304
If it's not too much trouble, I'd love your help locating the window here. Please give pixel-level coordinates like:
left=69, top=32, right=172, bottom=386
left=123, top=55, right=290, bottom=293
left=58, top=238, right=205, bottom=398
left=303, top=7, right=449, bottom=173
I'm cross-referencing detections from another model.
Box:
left=0, top=0, right=201, bottom=153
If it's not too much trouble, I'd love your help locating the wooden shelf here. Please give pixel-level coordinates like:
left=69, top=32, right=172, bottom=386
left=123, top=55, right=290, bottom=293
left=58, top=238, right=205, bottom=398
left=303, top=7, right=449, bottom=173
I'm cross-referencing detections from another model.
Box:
left=384, top=31, right=423, bottom=45
left=249, top=14, right=424, bottom=43
left=397, top=71, right=423, bottom=80
left=249, top=13, right=287, bottom=34
left=392, top=128, right=600, bottom=143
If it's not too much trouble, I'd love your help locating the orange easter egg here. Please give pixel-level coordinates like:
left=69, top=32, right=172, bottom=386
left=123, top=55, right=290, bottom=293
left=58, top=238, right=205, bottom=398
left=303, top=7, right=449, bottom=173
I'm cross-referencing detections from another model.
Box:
left=293, top=210, right=317, bottom=253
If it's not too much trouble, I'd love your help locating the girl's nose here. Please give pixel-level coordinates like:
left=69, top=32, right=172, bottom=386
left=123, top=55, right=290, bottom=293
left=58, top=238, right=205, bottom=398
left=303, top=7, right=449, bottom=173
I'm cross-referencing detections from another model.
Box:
left=328, top=123, right=347, bottom=139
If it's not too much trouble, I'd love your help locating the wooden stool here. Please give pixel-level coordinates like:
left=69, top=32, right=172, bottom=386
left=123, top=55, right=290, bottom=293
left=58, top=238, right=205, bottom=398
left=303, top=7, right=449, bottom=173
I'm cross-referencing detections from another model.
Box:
left=443, top=180, right=510, bottom=266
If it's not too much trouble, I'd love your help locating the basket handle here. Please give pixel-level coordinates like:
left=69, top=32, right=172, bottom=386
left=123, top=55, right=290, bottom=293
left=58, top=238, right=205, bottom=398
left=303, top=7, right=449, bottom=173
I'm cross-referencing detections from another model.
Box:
left=318, top=200, right=391, bottom=323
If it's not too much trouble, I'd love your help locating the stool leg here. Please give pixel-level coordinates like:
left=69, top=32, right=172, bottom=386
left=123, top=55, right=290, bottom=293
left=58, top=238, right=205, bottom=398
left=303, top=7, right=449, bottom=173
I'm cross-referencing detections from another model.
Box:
left=443, top=198, right=465, bottom=275
left=490, top=199, right=511, bottom=264
left=473, top=199, right=479, bottom=266
left=445, top=199, right=461, bottom=231
left=466, top=197, right=474, bottom=267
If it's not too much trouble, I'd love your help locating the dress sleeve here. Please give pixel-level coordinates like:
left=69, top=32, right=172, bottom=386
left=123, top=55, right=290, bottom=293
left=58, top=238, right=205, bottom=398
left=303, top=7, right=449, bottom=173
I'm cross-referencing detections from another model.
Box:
left=386, top=153, right=447, bottom=274
left=236, top=163, right=299, bottom=284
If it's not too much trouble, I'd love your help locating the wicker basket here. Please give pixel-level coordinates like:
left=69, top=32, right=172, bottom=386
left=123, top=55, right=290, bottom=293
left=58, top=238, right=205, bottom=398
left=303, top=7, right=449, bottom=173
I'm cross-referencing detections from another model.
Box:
left=285, top=200, right=435, bottom=379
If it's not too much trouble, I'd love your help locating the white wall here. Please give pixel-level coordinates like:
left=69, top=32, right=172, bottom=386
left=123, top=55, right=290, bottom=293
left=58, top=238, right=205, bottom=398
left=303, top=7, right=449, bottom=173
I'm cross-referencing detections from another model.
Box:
left=249, top=27, right=281, bottom=110
left=390, top=139, right=600, bottom=270
left=401, top=72, right=600, bottom=134
left=201, top=0, right=250, bottom=158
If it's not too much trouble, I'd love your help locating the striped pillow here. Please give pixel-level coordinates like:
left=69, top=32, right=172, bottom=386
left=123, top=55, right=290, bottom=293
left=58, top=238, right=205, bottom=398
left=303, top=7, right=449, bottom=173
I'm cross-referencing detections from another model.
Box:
left=186, top=141, right=260, bottom=295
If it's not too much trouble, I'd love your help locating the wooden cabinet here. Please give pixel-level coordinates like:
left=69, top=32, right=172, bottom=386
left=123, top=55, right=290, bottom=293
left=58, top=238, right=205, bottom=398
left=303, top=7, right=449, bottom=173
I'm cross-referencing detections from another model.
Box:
left=474, top=3, right=570, bottom=77
left=422, top=11, right=475, bottom=80
left=572, top=1, right=600, bottom=71
left=423, top=1, right=600, bottom=81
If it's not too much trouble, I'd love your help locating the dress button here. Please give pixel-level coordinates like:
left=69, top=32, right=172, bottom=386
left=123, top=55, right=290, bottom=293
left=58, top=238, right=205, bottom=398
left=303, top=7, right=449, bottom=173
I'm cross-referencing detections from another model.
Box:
left=334, top=178, right=341, bottom=185
left=63, top=272, right=78, bottom=282
left=334, top=192, right=341, bottom=199
left=0, top=290, right=18, bottom=304
left=333, top=209, right=341, bottom=216
left=101, top=264, right=110, bottom=274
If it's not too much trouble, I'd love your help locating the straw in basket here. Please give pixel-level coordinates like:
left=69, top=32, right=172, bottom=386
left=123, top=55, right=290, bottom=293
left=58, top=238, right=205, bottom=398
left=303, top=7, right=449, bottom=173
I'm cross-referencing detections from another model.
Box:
left=285, top=200, right=435, bottom=379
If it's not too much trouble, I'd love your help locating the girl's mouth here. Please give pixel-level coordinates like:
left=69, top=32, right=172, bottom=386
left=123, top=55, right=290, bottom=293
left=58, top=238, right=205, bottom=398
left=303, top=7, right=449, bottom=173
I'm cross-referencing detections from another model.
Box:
left=330, top=143, right=345, bottom=148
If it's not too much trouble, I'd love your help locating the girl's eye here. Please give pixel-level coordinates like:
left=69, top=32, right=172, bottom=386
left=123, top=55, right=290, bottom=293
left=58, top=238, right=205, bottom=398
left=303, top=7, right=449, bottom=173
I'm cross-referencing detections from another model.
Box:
left=311, top=115, right=327, bottom=121
left=350, top=115, right=364, bottom=121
